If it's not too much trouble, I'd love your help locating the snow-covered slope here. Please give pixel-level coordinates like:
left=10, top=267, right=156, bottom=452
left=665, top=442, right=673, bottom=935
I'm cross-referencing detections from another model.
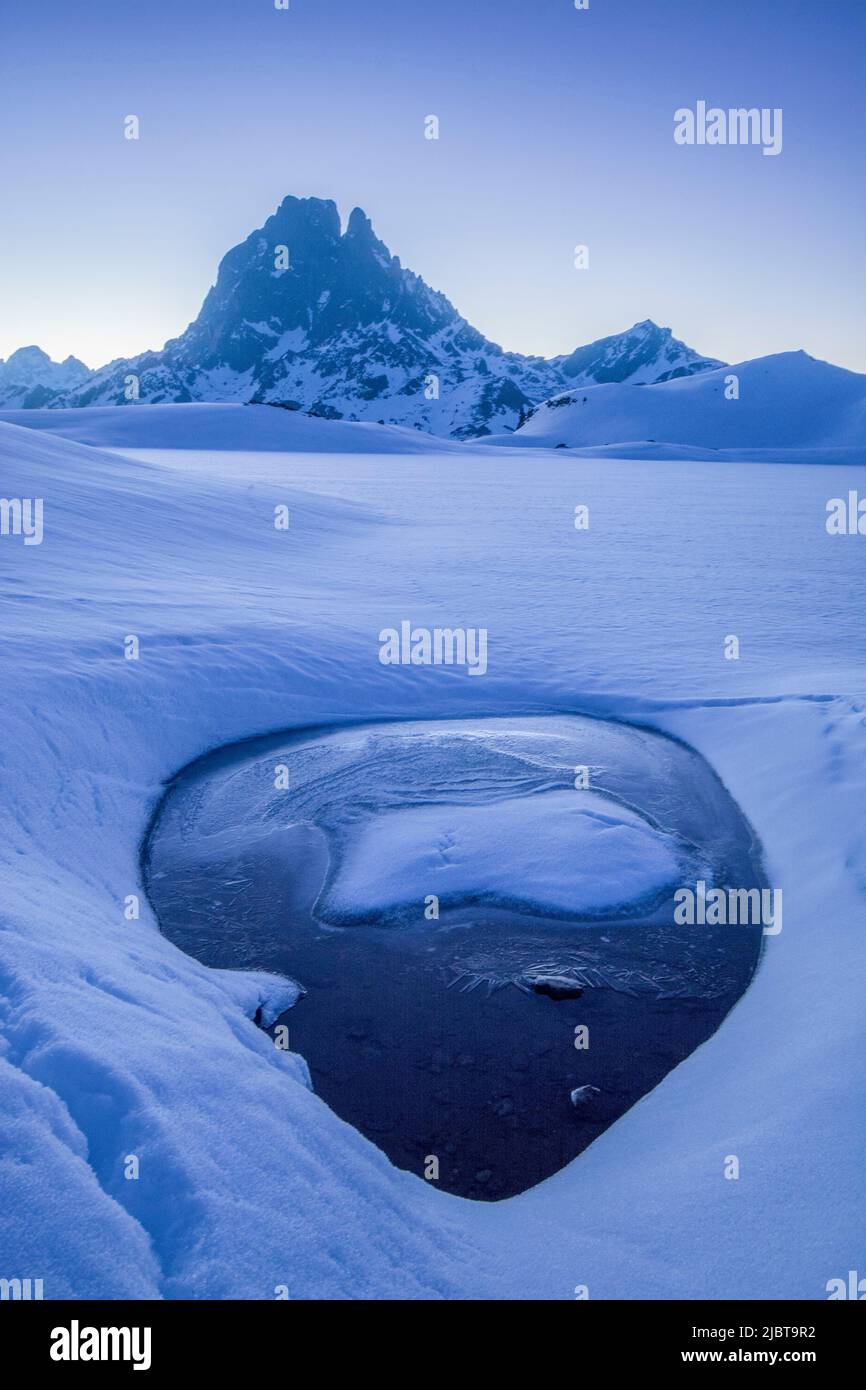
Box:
left=498, top=351, right=866, bottom=452
left=1, top=414, right=864, bottom=1299
left=0, top=196, right=720, bottom=437
left=0, top=402, right=468, bottom=454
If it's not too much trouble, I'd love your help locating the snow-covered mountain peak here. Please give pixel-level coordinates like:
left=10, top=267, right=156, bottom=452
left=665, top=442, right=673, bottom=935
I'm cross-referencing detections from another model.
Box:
left=1, top=197, right=722, bottom=434
left=554, top=319, right=722, bottom=387
left=0, top=344, right=91, bottom=408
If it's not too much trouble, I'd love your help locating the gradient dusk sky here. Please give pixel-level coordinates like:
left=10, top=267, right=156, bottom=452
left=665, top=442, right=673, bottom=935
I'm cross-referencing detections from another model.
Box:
left=1, top=0, right=864, bottom=371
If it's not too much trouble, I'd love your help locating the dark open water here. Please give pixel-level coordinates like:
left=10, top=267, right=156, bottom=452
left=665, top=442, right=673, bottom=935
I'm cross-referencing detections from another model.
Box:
left=143, top=716, right=765, bottom=1200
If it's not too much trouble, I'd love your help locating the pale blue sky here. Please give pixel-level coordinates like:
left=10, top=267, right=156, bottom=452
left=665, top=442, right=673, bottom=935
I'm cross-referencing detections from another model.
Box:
left=1, top=0, right=863, bottom=370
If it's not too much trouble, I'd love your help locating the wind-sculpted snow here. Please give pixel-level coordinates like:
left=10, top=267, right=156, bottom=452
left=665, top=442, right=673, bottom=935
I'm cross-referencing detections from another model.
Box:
left=0, top=416, right=864, bottom=1290
left=0, top=401, right=471, bottom=455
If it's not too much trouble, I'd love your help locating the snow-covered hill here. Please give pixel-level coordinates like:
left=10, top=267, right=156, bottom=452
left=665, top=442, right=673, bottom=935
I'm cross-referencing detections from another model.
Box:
left=0, top=196, right=720, bottom=437
left=497, top=351, right=866, bottom=453
left=0, top=402, right=468, bottom=455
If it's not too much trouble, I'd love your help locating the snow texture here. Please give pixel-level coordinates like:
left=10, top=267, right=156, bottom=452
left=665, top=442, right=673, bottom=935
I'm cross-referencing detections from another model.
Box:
left=0, top=404, right=864, bottom=1300
left=325, top=791, right=689, bottom=922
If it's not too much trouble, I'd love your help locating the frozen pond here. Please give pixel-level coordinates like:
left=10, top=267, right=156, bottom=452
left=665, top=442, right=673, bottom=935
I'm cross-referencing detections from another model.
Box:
left=143, top=715, right=766, bottom=1200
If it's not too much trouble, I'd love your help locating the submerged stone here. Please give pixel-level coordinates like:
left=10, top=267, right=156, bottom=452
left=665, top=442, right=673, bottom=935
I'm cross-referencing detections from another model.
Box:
left=526, top=975, right=585, bottom=1000
left=570, top=1085, right=601, bottom=1108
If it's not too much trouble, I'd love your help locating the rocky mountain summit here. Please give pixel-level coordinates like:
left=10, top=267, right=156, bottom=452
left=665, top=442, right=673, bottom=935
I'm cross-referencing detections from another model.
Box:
left=2, top=197, right=722, bottom=436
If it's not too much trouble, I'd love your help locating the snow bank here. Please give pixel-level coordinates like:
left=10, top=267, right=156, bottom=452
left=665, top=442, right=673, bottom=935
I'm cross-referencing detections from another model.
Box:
left=1, top=416, right=864, bottom=1299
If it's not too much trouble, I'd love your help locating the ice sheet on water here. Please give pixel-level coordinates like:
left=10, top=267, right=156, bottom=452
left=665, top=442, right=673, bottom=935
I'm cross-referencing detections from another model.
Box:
left=148, top=715, right=764, bottom=1008
left=156, top=717, right=728, bottom=933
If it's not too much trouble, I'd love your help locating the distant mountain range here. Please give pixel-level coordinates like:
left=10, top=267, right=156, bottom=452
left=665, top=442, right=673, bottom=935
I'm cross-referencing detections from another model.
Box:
left=0, top=345, right=91, bottom=408
left=0, top=196, right=722, bottom=437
